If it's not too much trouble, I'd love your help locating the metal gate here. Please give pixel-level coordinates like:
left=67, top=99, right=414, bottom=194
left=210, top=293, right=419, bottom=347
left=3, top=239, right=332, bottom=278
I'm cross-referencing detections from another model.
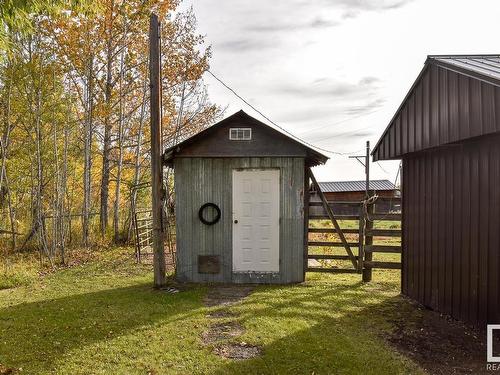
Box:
left=133, top=208, right=176, bottom=269
left=306, top=168, right=402, bottom=281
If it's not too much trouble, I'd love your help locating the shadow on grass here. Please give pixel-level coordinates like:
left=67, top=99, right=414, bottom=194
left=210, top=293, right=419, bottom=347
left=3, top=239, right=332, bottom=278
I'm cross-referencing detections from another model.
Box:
left=1, top=274, right=422, bottom=374
left=209, top=281, right=420, bottom=374
left=0, top=282, right=204, bottom=372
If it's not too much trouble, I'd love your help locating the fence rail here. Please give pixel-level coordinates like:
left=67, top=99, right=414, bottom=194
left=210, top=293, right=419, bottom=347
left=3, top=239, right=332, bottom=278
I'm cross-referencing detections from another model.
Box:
left=306, top=193, right=402, bottom=281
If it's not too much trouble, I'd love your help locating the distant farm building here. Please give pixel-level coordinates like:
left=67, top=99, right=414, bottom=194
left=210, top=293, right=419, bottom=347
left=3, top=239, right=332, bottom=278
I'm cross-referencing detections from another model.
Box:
left=373, top=55, right=500, bottom=326
left=164, top=110, right=328, bottom=284
left=311, top=180, right=399, bottom=215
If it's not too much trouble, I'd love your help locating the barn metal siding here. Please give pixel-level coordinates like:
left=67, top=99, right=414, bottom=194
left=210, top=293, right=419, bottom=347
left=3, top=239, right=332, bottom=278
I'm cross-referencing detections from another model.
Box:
left=402, top=135, right=500, bottom=325
left=373, top=63, right=500, bottom=161
left=174, top=157, right=305, bottom=284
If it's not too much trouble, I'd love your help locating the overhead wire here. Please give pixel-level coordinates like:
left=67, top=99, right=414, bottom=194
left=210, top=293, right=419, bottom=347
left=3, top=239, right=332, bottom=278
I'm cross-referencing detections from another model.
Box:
left=312, top=123, right=376, bottom=143
left=375, top=161, right=390, bottom=175
left=299, top=108, right=382, bottom=134
left=205, top=69, right=371, bottom=156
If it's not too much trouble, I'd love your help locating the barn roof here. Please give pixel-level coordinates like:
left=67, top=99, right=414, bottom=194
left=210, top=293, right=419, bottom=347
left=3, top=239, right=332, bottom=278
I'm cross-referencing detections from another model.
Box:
left=431, top=55, right=500, bottom=85
left=163, top=110, right=329, bottom=166
left=372, top=54, right=500, bottom=161
left=318, top=179, right=396, bottom=193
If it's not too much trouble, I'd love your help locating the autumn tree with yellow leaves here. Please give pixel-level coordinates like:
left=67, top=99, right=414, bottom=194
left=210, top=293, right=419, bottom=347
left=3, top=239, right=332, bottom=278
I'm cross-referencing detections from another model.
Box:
left=0, top=0, right=222, bottom=265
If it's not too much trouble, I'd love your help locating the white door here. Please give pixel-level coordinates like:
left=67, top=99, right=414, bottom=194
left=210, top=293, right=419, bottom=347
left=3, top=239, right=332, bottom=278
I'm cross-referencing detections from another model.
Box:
left=232, top=169, right=280, bottom=272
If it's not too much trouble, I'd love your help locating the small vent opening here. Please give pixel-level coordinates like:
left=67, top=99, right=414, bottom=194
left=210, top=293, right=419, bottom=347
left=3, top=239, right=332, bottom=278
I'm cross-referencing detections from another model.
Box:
left=229, top=128, right=252, bottom=140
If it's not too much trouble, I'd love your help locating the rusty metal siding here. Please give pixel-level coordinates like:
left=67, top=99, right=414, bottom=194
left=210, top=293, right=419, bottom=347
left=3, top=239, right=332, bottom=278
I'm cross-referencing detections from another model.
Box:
left=402, top=135, right=500, bottom=325
left=373, top=63, right=500, bottom=161
left=174, top=156, right=305, bottom=284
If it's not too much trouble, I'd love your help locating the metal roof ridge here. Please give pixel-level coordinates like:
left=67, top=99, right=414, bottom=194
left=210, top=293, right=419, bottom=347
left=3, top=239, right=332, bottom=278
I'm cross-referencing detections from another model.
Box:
left=372, top=54, right=500, bottom=157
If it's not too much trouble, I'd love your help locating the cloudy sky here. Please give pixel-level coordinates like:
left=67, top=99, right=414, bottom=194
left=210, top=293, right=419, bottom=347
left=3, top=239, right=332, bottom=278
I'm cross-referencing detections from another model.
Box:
left=184, top=0, right=500, bottom=182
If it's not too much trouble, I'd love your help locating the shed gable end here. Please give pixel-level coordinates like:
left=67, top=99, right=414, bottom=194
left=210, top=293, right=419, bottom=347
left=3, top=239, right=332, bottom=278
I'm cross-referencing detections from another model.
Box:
left=173, top=118, right=309, bottom=158
left=164, top=111, right=328, bottom=167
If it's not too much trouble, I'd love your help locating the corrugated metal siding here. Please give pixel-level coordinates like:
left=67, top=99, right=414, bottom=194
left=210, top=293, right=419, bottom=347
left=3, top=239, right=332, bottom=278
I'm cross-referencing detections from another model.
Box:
left=402, top=135, right=500, bottom=325
left=174, top=157, right=305, bottom=284
left=374, top=63, right=500, bottom=161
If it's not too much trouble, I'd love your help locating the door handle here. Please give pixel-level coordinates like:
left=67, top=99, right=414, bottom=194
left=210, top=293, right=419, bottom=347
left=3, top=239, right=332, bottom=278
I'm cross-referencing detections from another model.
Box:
left=234, top=219, right=238, bottom=224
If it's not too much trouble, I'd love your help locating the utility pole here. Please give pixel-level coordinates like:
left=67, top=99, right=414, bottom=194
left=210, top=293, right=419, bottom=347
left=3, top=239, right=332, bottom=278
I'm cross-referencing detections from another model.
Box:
left=348, top=140, right=371, bottom=197
left=350, top=141, right=372, bottom=280
left=149, top=13, right=166, bottom=288
left=365, top=141, right=370, bottom=198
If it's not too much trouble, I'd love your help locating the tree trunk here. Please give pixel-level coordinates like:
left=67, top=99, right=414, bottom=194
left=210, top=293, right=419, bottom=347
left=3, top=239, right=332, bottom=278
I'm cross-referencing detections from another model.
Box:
left=127, top=77, right=148, bottom=241
left=113, top=15, right=127, bottom=243
left=60, top=111, right=69, bottom=263
left=83, top=54, right=94, bottom=248
left=100, top=0, right=116, bottom=237
left=52, top=69, right=60, bottom=260
left=4, top=173, right=16, bottom=250
left=0, top=59, right=15, bottom=250
left=34, top=77, right=52, bottom=266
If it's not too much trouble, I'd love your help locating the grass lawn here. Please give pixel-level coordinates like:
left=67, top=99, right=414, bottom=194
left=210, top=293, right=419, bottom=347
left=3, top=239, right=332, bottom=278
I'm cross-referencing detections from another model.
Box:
left=0, top=247, right=423, bottom=375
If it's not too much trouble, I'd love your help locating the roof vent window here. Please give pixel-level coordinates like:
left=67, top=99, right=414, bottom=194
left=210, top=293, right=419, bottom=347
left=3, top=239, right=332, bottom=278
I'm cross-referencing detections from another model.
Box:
left=229, top=128, right=252, bottom=140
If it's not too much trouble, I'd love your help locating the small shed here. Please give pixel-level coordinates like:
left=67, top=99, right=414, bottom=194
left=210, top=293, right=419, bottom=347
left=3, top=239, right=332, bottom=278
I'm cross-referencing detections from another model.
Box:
left=164, top=110, right=328, bottom=283
left=373, top=55, right=500, bottom=326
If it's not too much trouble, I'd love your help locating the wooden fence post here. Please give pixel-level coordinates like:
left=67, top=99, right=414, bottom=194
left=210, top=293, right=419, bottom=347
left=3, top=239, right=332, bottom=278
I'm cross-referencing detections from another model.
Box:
left=362, top=202, right=374, bottom=282
left=358, top=203, right=365, bottom=273
left=303, top=167, right=310, bottom=278
left=149, top=13, right=166, bottom=287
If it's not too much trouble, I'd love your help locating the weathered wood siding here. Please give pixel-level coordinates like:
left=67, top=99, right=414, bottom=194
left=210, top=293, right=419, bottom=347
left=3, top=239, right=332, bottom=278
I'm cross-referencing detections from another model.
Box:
left=174, top=157, right=305, bottom=283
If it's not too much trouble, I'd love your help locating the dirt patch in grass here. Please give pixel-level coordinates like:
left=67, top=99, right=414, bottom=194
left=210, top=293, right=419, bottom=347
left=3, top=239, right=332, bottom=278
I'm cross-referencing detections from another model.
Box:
left=202, top=285, right=261, bottom=360
left=206, top=310, right=238, bottom=319
left=137, top=251, right=176, bottom=273
left=388, top=301, right=495, bottom=374
left=202, top=321, right=245, bottom=344
left=203, top=285, right=254, bottom=307
left=213, top=342, right=262, bottom=360
left=0, top=364, right=18, bottom=374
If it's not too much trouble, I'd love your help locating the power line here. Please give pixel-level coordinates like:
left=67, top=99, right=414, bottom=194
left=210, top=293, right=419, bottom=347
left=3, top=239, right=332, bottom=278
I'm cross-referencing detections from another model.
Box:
left=375, top=161, right=390, bottom=175
left=298, top=108, right=382, bottom=134
left=206, top=69, right=404, bottom=191
left=376, top=160, right=402, bottom=189
left=205, top=69, right=363, bottom=156
left=312, top=123, right=376, bottom=143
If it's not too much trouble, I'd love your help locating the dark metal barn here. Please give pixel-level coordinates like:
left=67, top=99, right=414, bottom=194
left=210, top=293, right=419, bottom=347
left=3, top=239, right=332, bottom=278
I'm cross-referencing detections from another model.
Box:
left=373, top=55, right=500, bottom=326
left=164, top=110, right=328, bottom=283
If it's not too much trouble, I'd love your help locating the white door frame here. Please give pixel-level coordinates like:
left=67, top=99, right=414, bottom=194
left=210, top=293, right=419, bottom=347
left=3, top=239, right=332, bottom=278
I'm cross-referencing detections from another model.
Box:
left=232, top=169, right=280, bottom=272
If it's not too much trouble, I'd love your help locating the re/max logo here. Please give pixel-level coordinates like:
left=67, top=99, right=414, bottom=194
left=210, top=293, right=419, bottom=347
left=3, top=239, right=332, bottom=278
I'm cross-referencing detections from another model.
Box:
left=488, top=325, right=500, bottom=364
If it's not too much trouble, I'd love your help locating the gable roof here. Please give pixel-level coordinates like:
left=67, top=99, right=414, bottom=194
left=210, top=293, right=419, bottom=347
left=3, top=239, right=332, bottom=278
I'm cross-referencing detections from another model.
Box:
left=163, top=110, right=329, bottom=166
left=372, top=54, right=500, bottom=161
left=318, top=179, right=396, bottom=193
left=431, top=55, right=500, bottom=85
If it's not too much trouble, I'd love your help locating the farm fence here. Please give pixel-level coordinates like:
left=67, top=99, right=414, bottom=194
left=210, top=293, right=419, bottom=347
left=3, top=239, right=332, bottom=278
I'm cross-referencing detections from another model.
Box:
left=307, top=180, right=402, bottom=281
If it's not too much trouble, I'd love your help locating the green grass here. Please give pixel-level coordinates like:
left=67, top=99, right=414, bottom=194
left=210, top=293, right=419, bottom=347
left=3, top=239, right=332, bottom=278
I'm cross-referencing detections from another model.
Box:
left=308, top=219, right=402, bottom=267
left=0, top=247, right=422, bottom=374
left=0, top=252, right=39, bottom=289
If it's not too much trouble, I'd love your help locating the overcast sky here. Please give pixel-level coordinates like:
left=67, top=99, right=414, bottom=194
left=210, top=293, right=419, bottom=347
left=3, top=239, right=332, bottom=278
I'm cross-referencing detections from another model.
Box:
left=184, top=0, right=500, bottom=183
